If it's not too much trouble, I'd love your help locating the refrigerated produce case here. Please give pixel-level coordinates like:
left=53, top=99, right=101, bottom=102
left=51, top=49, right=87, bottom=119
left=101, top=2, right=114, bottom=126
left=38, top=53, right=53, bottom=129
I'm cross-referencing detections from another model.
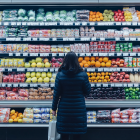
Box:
left=1, top=1, right=140, bottom=140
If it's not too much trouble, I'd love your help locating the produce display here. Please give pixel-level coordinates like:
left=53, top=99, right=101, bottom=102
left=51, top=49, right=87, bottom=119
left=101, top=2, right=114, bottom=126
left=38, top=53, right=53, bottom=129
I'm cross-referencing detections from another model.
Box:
left=125, top=87, right=140, bottom=99
left=87, top=111, right=96, bottom=123
left=0, top=108, right=10, bottom=123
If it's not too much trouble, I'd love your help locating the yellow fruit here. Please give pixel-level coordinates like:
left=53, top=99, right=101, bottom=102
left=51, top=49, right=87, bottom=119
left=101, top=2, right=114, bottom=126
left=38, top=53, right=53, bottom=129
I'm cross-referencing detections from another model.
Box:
left=89, top=80, right=91, bottom=82
left=11, top=110, right=15, bottom=114
left=93, top=72, right=96, bottom=76
left=98, top=58, right=103, bottom=63
left=105, top=76, right=109, bottom=80
left=94, top=80, right=97, bottom=82
left=19, top=115, right=23, bottom=119
left=18, top=119, right=23, bottom=123
left=91, top=73, right=94, bottom=76
left=108, top=79, right=110, bottom=82
left=104, top=79, right=107, bottom=82
left=13, top=118, right=18, bottom=122
left=97, top=73, right=101, bottom=76
left=95, top=61, right=101, bottom=67
left=101, top=62, right=106, bottom=67
left=106, top=62, right=111, bottom=67
left=103, top=57, right=109, bottom=63
left=98, top=80, right=101, bottom=82
left=101, top=72, right=105, bottom=76
left=101, top=76, right=104, bottom=80
left=9, top=119, right=13, bottom=123
left=17, top=117, right=19, bottom=120
left=105, top=72, right=109, bottom=76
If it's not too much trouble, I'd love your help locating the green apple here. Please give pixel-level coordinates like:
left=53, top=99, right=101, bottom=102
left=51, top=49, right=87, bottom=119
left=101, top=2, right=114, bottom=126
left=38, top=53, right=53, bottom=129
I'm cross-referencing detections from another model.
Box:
left=31, top=72, right=36, bottom=78
left=37, top=62, right=42, bottom=68
left=45, top=62, right=50, bottom=68
left=52, top=73, right=56, bottom=79
left=26, top=72, right=31, bottom=78
left=42, top=63, right=44, bottom=67
left=32, top=77, right=37, bottom=83
left=26, top=77, right=31, bottom=83
left=47, top=72, right=52, bottom=78
left=25, top=62, right=30, bottom=68
left=36, top=57, right=42, bottom=63
left=41, top=72, right=46, bottom=78
left=36, top=72, right=41, bottom=78
left=38, top=77, right=43, bottom=83
left=31, top=62, right=36, bottom=67
left=31, top=59, right=36, bottom=63
left=50, top=78, right=55, bottom=83
left=44, top=77, right=49, bottom=83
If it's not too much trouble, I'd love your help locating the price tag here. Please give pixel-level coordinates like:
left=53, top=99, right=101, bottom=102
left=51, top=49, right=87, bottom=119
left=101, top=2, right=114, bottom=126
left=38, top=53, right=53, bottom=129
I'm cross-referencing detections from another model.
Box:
left=116, top=68, right=120, bottom=71
left=7, top=84, right=12, bottom=87
left=52, top=53, right=57, bottom=56
left=80, top=38, right=90, bottom=41
left=6, top=38, right=15, bottom=41
left=96, top=84, right=101, bottom=87
left=23, top=53, right=28, bottom=56
left=138, top=22, right=140, bottom=25
left=128, top=83, right=133, bottom=87
left=40, top=53, right=45, bottom=56
left=30, top=84, right=34, bottom=87
left=115, top=84, right=122, bottom=87
left=91, top=37, right=96, bottom=41
left=134, top=83, right=139, bottom=87
left=64, top=22, right=73, bottom=25
left=117, top=53, right=122, bottom=56
left=87, top=68, right=91, bottom=72
left=48, top=22, right=57, bottom=25
left=82, top=22, right=87, bottom=25
left=11, top=22, right=16, bottom=25
left=4, top=22, right=9, bottom=25
left=126, top=22, right=131, bottom=25
left=38, top=68, right=44, bottom=72
left=74, top=22, right=80, bottom=26
left=35, top=68, right=40, bottom=72
left=16, top=53, right=20, bottom=56
left=129, top=68, right=133, bottom=72
left=115, top=37, right=120, bottom=41
left=39, top=83, right=45, bottom=87
left=8, top=68, right=12, bottom=72
left=59, top=53, right=64, bottom=56
left=116, top=22, right=121, bottom=25
left=55, top=68, right=59, bottom=72
left=93, top=53, right=98, bottom=56
left=32, top=38, right=38, bottom=41
left=90, top=22, right=95, bottom=25
left=22, top=22, right=26, bottom=25
left=130, top=38, right=136, bottom=41
left=50, top=83, right=55, bottom=87
left=111, top=83, right=114, bottom=87
left=27, top=68, right=34, bottom=71
left=100, top=53, right=107, bottom=56
left=100, top=38, right=105, bottom=41
left=50, top=68, right=54, bottom=72
left=98, top=68, right=103, bottom=72
left=80, top=53, right=85, bottom=56
left=0, top=68, right=4, bottom=72
left=23, top=38, right=31, bottom=41
left=17, top=22, right=21, bottom=25
left=122, top=68, right=127, bottom=71
left=1, top=84, right=5, bottom=87
left=91, top=68, right=95, bottom=72
left=130, top=53, right=136, bottom=56
left=30, top=53, right=38, bottom=56
left=125, top=38, right=129, bottom=41
left=104, top=68, right=109, bottom=72
left=44, top=38, right=50, bottom=41
left=123, top=83, right=127, bottom=87
left=17, top=68, right=25, bottom=72
left=132, top=22, right=137, bottom=25
left=13, top=84, right=18, bottom=87
left=103, top=84, right=108, bottom=87
left=33, top=84, right=38, bottom=87
left=43, top=68, right=48, bottom=71
left=40, top=22, right=44, bottom=26
left=15, top=38, right=21, bottom=41
left=39, top=38, right=44, bottom=41
left=52, top=38, right=57, bottom=41
left=86, top=53, right=91, bottom=56
left=9, top=53, right=13, bottom=56
left=91, top=84, right=95, bottom=87
left=109, top=53, right=114, bottom=56
left=59, top=22, right=64, bottom=25
left=133, top=68, right=139, bottom=72
left=98, top=22, right=104, bottom=25
left=68, top=38, right=75, bottom=41
left=123, top=53, right=129, bottom=56
left=138, top=53, right=140, bottom=56
left=22, top=84, right=28, bottom=87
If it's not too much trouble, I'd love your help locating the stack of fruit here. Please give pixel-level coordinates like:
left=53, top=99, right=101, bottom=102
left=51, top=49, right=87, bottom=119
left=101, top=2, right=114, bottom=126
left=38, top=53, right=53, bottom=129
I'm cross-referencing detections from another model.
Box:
left=124, top=10, right=132, bottom=22
left=102, top=10, right=114, bottom=21
left=113, top=10, right=125, bottom=22
left=26, top=72, right=56, bottom=83
left=89, top=11, right=104, bottom=22
left=9, top=109, right=23, bottom=123
left=87, top=72, right=111, bottom=83
left=78, top=57, right=111, bottom=68
left=23, top=108, right=33, bottom=123
left=111, top=58, right=124, bottom=67
left=125, top=87, right=140, bottom=99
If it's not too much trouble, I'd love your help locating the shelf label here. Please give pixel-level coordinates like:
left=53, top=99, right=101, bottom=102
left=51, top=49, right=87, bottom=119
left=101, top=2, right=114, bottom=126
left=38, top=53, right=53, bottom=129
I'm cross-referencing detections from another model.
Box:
left=130, top=53, right=136, bottom=56
left=81, top=38, right=90, bottom=41
left=59, top=53, right=64, bottom=56
left=138, top=53, right=140, bottom=56
left=98, top=68, right=103, bottom=72
left=30, top=53, right=38, bottom=56
left=126, top=22, right=131, bottom=25
left=103, top=84, right=108, bottom=87
left=52, top=53, right=57, bottom=56
left=50, top=68, right=54, bottom=72
left=87, top=68, right=92, bottom=72
left=116, top=22, right=121, bottom=25
left=93, top=53, right=98, bottom=56
left=27, top=68, right=34, bottom=71
left=125, top=38, right=129, bottom=41
left=90, top=22, right=95, bottom=25
left=123, top=83, right=127, bottom=87
left=116, top=68, right=120, bottom=71
left=1, top=84, right=5, bottom=87
left=99, top=53, right=107, bottom=56
left=8, top=68, right=12, bottom=72
left=109, top=53, right=114, bottom=56
left=64, top=22, right=73, bottom=25
left=123, top=53, right=129, bottom=56
left=33, top=84, right=38, bottom=87
left=128, top=83, right=133, bottom=87
left=15, top=38, right=21, bottom=41
left=4, top=22, right=9, bottom=25
left=100, top=38, right=105, bottom=41
left=91, top=37, right=96, bottom=41
left=134, top=83, right=139, bottom=87
left=17, top=68, right=25, bottom=72
left=13, top=84, right=18, bottom=87
left=111, top=83, right=114, bottom=87
left=104, top=68, right=109, bottom=72
left=22, top=84, right=28, bottom=87
left=82, top=22, right=87, bottom=25
left=17, top=22, right=21, bottom=25
left=117, top=53, right=122, bottom=56
left=133, top=68, right=139, bottom=72
left=9, top=53, right=13, bottom=56
left=55, top=68, right=59, bottom=71
left=40, top=22, right=44, bottom=26
left=98, top=22, right=104, bottom=25
left=132, top=22, right=137, bottom=25
left=32, top=38, right=38, bottom=41
left=137, top=38, right=140, bottom=41
left=44, top=38, right=50, bottom=41
left=96, top=84, right=101, bottom=87
left=22, top=22, right=26, bottom=25
left=91, top=84, right=95, bottom=87
left=11, top=22, right=16, bottom=25
left=130, top=38, right=136, bottom=41
left=6, top=38, right=15, bottom=41
left=115, top=37, right=120, bottom=41
left=23, top=53, right=28, bottom=56
left=7, top=84, right=12, bottom=87
left=23, top=38, right=31, bottom=41
left=79, top=53, right=85, bottom=56
left=75, top=22, right=80, bottom=25
left=16, top=53, right=20, bottom=56
left=68, top=38, right=75, bottom=41
left=50, top=83, right=55, bottom=87
left=115, top=84, right=122, bottom=87
left=59, top=22, right=63, bottom=25
left=43, top=68, right=48, bottom=71
left=52, top=38, right=57, bottom=41
left=86, top=53, right=91, bottom=56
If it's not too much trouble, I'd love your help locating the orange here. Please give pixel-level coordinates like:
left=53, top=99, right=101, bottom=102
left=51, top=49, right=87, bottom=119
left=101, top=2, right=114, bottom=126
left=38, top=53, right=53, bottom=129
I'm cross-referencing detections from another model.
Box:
left=87, top=61, right=91, bottom=66
left=91, top=61, right=95, bottom=66
left=103, top=57, right=109, bottom=62
left=78, top=57, right=83, bottom=62
left=18, top=113, right=22, bottom=117
left=105, top=72, right=109, bottom=76
left=15, top=113, right=18, bottom=117
left=95, top=61, right=100, bottom=67
left=104, top=79, right=107, bottom=82
left=98, top=58, right=103, bottom=62
left=105, top=76, right=109, bottom=80
left=97, top=18, right=100, bottom=21
left=93, top=72, right=96, bottom=76
left=99, top=13, right=102, bottom=17
left=101, top=62, right=106, bottom=67
left=96, top=15, right=99, bottom=18
left=95, top=57, right=99, bottom=60
left=101, top=72, right=105, bottom=76
left=89, top=18, right=93, bottom=21
left=106, top=62, right=111, bottom=67
left=93, top=18, right=96, bottom=21
left=90, top=11, right=93, bottom=15
left=92, top=15, right=96, bottom=18
left=80, top=63, right=83, bottom=67
left=94, top=80, right=97, bottom=82
left=97, top=73, right=101, bottom=76
left=11, top=115, right=16, bottom=120
left=82, top=60, right=87, bottom=65
left=84, top=64, right=89, bottom=67
left=89, top=80, right=91, bottom=82
left=100, top=16, right=103, bottom=20
left=13, top=118, right=18, bottom=122
left=91, top=57, right=95, bottom=61
left=84, top=56, right=90, bottom=61
left=17, top=117, right=19, bottom=120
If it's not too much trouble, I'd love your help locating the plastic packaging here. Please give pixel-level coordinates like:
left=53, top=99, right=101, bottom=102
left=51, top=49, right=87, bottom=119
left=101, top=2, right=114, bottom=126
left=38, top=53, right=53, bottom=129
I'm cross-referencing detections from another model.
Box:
left=33, top=108, right=41, bottom=114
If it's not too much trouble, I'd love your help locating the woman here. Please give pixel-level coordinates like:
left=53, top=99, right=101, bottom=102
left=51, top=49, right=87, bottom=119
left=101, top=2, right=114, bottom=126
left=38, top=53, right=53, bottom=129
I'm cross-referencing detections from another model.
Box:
left=52, top=52, right=91, bottom=140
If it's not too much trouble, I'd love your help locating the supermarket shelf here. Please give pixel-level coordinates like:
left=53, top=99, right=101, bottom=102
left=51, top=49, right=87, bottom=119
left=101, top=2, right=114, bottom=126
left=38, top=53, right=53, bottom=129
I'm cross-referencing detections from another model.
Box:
left=87, top=124, right=140, bottom=128
left=0, top=100, right=52, bottom=107
left=85, top=100, right=140, bottom=108
left=0, top=123, right=49, bottom=127
left=0, top=67, right=139, bottom=73
left=1, top=52, right=140, bottom=57
left=1, top=21, right=140, bottom=26
left=2, top=37, right=140, bottom=42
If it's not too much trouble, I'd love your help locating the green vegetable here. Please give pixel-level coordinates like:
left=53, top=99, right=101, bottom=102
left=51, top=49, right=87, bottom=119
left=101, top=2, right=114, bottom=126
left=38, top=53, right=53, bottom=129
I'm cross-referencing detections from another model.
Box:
left=18, top=9, right=26, bottom=17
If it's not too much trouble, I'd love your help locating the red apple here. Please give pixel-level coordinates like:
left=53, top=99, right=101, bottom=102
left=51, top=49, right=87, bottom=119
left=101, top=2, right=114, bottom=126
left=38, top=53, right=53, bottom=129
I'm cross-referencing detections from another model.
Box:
left=120, top=72, right=125, bottom=75
left=125, top=74, right=129, bottom=79
left=126, top=79, right=130, bottom=82
left=120, top=59, right=124, bottom=64
left=113, top=65, right=118, bottom=67
left=122, top=79, right=126, bottom=82
left=112, top=61, right=116, bottom=64
left=116, top=62, right=120, bottom=65
left=110, top=77, right=114, bottom=81
left=119, top=64, right=124, bottom=67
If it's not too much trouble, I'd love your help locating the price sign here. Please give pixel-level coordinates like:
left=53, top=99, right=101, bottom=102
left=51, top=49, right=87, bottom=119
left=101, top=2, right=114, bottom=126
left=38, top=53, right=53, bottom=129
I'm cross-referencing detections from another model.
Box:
left=52, top=53, right=57, bottom=56
left=68, top=38, right=75, bottom=41
left=86, top=53, right=91, bottom=56
left=103, top=84, right=108, bottom=87
left=7, top=84, right=12, bottom=87
left=60, top=22, right=64, bottom=25
left=134, top=83, right=139, bottom=87
left=115, top=84, right=122, bottom=87
left=11, top=22, right=16, bottom=25
left=50, top=68, right=54, bottom=72
left=130, top=53, right=136, bottom=56
left=16, top=53, right=20, bottom=56
left=116, top=22, right=121, bottom=25
left=22, top=22, right=26, bottom=25
left=91, top=84, right=95, bottom=87
left=87, top=68, right=92, bottom=72
left=126, top=22, right=131, bottom=25
left=80, top=38, right=90, bottom=41
left=132, top=22, right=137, bottom=25
left=9, top=53, right=13, bottom=56
left=40, top=22, right=45, bottom=26
left=117, top=53, right=122, bottom=56
left=91, top=37, right=96, bottom=41
left=90, top=22, right=95, bottom=25
left=52, top=38, right=57, bottom=41
left=130, top=38, right=136, bottom=41
left=23, top=53, right=28, bottom=56
left=17, top=68, right=25, bottom=72
left=98, top=68, right=103, bottom=72
left=116, top=68, right=120, bottom=71
left=30, top=84, right=35, bottom=87
left=90, top=68, right=95, bottom=72
left=39, top=38, right=44, bottom=41
left=30, top=53, right=38, bottom=56
left=82, top=22, right=87, bottom=25
left=2, top=84, right=6, bottom=87
left=100, top=38, right=105, bottom=41
left=93, top=53, right=98, bottom=56
left=55, top=68, right=59, bottom=72
left=13, top=84, right=18, bottom=87
left=111, top=83, right=114, bottom=87
left=64, top=22, right=73, bottom=25
left=123, top=53, right=129, bottom=56
left=33, top=84, right=38, bottom=87
left=44, top=38, right=50, bottom=41
left=22, top=84, right=28, bottom=87
left=104, top=68, right=109, bottom=72
left=98, top=22, right=104, bottom=25
left=138, top=53, right=140, bottom=56
left=96, top=84, right=101, bottom=87
left=115, top=37, right=120, bottom=41
left=109, top=53, right=114, bottom=56
left=43, top=68, right=48, bottom=71
left=32, top=38, right=38, bottom=41
left=17, top=22, right=21, bottom=25
left=15, top=38, right=21, bottom=41
left=125, top=38, right=129, bottom=41
left=8, top=68, right=12, bottom=72
left=4, top=22, right=9, bottom=25
left=59, top=53, right=64, bottom=56
left=133, top=68, right=139, bottom=72
left=123, top=83, right=127, bottom=87
left=75, top=22, right=80, bottom=25
left=27, top=68, right=34, bottom=71
left=128, top=83, right=133, bottom=87
left=50, top=83, right=55, bottom=87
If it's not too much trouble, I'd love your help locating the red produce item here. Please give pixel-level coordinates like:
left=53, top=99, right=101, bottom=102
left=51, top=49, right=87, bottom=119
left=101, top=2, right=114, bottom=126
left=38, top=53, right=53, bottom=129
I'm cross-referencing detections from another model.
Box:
left=6, top=96, right=18, bottom=100
left=18, top=96, right=28, bottom=100
left=111, top=114, right=120, bottom=118
left=112, top=109, right=120, bottom=114
left=120, top=119, right=128, bottom=123
left=6, top=91, right=18, bottom=97
left=112, top=118, right=120, bottom=123
left=129, top=119, right=138, bottom=123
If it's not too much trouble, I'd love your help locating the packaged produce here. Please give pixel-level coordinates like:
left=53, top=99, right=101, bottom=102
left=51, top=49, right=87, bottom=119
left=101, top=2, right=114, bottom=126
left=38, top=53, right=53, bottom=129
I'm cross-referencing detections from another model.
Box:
left=23, top=118, right=33, bottom=123
left=33, top=114, right=41, bottom=119
left=33, top=108, right=41, bottom=114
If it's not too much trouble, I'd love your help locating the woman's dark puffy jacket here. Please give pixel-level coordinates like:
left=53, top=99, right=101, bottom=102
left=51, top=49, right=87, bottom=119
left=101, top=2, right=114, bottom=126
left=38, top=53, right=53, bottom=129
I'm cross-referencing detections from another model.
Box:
left=52, top=68, right=91, bottom=134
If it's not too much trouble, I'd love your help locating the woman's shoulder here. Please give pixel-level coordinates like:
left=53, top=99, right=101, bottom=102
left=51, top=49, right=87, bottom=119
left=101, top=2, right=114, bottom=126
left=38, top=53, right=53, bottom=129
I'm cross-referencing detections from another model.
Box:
left=77, top=71, right=87, bottom=77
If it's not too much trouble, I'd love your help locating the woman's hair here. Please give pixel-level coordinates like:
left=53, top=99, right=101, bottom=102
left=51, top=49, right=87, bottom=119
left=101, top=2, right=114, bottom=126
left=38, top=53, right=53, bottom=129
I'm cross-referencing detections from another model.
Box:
left=58, top=51, right=83, bottom=73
